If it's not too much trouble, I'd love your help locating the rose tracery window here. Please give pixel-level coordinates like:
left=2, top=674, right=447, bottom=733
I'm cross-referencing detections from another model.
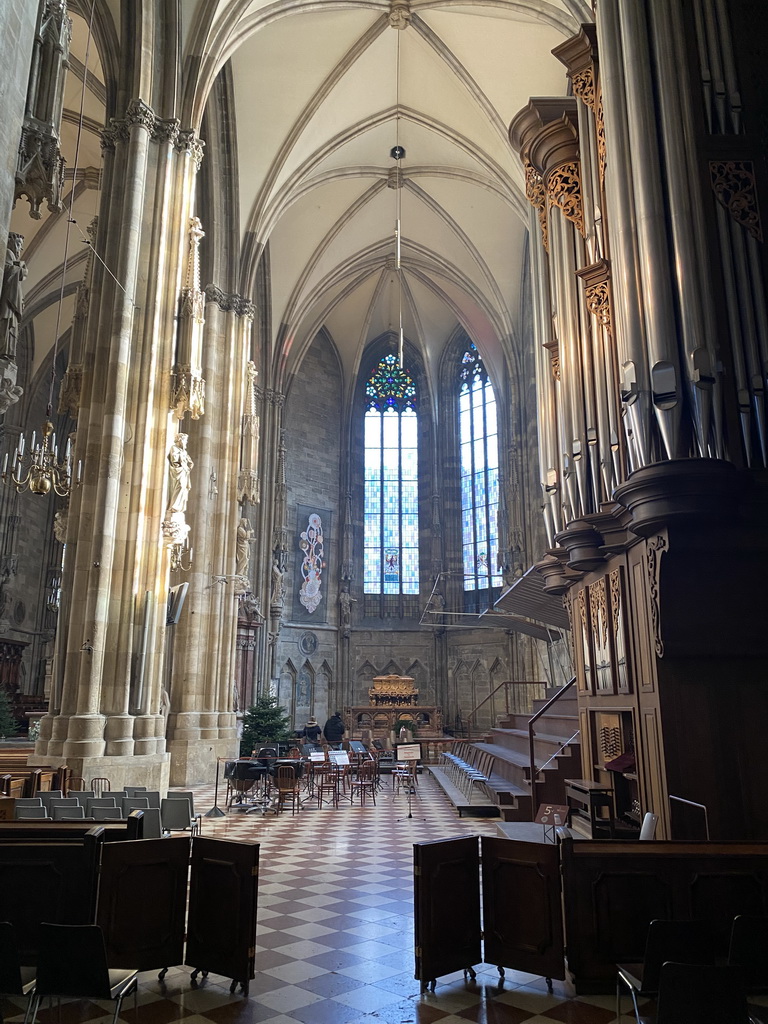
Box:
left=364, top=354, right=419, bottom=596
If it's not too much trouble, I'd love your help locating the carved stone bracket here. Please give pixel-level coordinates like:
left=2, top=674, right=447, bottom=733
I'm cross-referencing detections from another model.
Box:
left=646, top=532, right=668, bottom=658
left=204, top=284, right=256, bottom=318
left=547, top=161, right=585, bottom=236
left=710, top=160, right=762, bottom=241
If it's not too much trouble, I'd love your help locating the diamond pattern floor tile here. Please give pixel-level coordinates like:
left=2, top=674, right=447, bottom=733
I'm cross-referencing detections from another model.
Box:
left=2, top=774, right=622, bottom=1024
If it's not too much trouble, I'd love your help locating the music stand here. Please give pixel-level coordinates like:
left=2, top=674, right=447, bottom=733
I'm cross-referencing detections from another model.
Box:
left=394, top=742, right=424, bottom=820
left=204, top=757, right=226, bottom=817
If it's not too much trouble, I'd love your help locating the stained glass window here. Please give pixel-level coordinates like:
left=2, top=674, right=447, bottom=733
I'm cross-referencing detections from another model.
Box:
left=459, top=342, right=502, bottom=591
left=364, top=354, right=419, bottom=595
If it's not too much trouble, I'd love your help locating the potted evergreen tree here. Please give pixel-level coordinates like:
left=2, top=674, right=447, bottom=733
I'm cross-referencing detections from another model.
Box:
left=239, top=694, right=292, bottom=757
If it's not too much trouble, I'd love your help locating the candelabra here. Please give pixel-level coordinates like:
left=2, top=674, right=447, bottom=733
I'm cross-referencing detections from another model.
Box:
left=2, top=420, right=75, bottom=496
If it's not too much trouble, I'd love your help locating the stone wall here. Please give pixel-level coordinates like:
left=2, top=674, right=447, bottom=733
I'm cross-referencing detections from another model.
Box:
left=278, top=332, right=342, bottom=727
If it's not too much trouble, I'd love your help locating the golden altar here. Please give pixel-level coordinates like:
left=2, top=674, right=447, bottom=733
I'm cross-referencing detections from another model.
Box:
left=346, top=674, right=443, bottom=742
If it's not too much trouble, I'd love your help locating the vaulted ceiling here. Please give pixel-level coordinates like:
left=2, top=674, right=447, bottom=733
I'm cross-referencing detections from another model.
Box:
left=13, top=0, right=590, bottom=404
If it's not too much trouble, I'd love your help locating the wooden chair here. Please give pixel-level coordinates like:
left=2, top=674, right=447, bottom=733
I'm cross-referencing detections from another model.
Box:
left=275, top=765, right=301, bottom=815
left=617, top=919, right=715, bottom=1024
left=350, top=761, right=376, bottom=806
left=0, top=920, right=35, bottom=1024
left=315, top=764, right=339, bottom=808
left=655, top=962, right=749, bottom=1024
left=28, top=923, right=138, bottom=1024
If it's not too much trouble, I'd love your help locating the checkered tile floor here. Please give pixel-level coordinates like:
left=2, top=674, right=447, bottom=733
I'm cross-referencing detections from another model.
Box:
left=0, top=774, right=658, bottom=1023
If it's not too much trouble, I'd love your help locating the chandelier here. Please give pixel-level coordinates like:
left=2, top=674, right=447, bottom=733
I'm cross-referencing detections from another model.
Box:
left=3, top=1, right=96, bottom=499
left=2, top=420, right=75, bottom=495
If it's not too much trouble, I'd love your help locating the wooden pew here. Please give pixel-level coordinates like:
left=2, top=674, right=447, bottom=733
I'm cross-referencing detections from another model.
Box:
left=0, top=811, right=145, bottom=841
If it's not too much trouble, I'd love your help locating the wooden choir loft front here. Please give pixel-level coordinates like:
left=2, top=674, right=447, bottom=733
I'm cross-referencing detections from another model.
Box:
left=0, top=0, right=766, bottom=842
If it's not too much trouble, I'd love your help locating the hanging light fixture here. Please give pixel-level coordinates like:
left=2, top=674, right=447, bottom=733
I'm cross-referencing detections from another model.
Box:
left=2, top=2, right=97, bottom=497
left=391, top=21, right=405, bottom=369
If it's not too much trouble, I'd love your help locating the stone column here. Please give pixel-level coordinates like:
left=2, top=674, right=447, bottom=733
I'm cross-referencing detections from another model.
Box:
left=32, top=102, right=202, bottom=791
left=164, top=291, right=252, bottom=784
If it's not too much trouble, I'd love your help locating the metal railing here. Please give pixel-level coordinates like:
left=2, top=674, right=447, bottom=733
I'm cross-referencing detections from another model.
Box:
left=465, top=679, right=548, bottom=740
left=528, top=675, right=577, bottom=820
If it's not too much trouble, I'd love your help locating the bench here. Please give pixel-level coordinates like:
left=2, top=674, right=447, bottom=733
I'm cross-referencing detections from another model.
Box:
left=0, top=750, right=69, bottom=797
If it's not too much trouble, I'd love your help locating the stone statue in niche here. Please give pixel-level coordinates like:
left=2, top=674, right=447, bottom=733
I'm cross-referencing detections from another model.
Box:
left=167, top=433, right=193, bottom=514
left=339, top=585, right=357, bottom=636
left=270, top=559, right=285, bottom=606
left=236, top=517, right=254, bottom=577
left=0, top=234, right=27, bottom=360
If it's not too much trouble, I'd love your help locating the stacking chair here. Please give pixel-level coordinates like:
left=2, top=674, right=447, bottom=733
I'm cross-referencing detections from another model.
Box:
left=350, top=760, right=376, bottom=806
left=727, top=915, right=768, bottom=994
left=16, top=806, right=51, bottom=820
left=121, top=796, right=150, bottom=816
left=165, top=790, right=201, bottom=831
left=28, top=923, right=138, bottom=1024
left=68, top=790, right=94, bottom=808
left=85, top=797, right=117, bottom=817
left=139, top=806, right=163, bottom=839
left=13, top=798, right=43, bottom=819
left=124, top=786, right=147, bottom=796
left=48, top=798, right=79, bottom=814
left=655, top=962, right=749, bottom=1024
left=92, top=806, right=122, bottom=821
left=52, top=804, right=85, bottom=820
left=0, top=920, right=35, bottom=1024
left=616, top=919, right=715, bottom=1023
left=161, top=797, right=197, bottom=834
left=90, top=778, right=111, bottom=797
left=38, top=791, right=63, bottom=812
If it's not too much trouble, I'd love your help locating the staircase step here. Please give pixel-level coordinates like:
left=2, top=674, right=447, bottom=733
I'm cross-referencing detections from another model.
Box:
left=488, top=727, right=580, bottom=760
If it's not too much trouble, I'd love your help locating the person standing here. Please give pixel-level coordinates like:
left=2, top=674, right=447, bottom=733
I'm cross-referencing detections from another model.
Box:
left=323, top=711, right=345, bottom=747
left=301, top=716, right=322, bottom=744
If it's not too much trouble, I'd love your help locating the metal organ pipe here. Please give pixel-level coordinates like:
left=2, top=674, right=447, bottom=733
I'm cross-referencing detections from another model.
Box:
left=618, top=0, right=683, bottom=461
left=595, top=2, right=652, bottom=468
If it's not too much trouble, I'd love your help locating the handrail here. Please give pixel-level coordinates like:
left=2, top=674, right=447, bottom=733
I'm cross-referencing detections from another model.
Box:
left=528, top=675, right=577, bottom=820
left=465, top=680, right=548, bottom=740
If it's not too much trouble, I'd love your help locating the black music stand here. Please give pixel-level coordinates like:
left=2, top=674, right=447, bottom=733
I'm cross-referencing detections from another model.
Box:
left=204, top=758, right=226, bottom=817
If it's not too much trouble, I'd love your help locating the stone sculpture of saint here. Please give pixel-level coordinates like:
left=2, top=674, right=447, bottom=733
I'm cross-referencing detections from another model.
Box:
left=271, top=559, right=285, bottom=605
left=167, top=433, right=193, bottom=514
left=236, top=517, right=254, bottom=577
left=0, top=234, right=27, bottom=360
left=339, top=585, right=357, bottom=626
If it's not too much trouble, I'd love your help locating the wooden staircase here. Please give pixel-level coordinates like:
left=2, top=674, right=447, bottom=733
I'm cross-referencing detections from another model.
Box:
left=428, top=687, right=580, bottom=821
left=470, top=689, right=580, bottom=820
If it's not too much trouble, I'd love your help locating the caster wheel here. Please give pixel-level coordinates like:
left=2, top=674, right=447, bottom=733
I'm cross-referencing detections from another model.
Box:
left=463, top=966, right=477, bottom=982
left=498, top=967, right=505, bottom=978
left=546, top=977, right=553, bottom=993
left=158, top=968, right=168, bottom=981
left=240, top=982, right=248, bottom=996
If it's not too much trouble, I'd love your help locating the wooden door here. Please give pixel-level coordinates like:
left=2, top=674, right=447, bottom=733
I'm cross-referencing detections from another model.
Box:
left=185, top=836, right=259, bottom=987
left=414, top=836, right=481, bottom=985
left=98, top=836, right=190, bottom=970
left=481, top=836, right=565, bottom=980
